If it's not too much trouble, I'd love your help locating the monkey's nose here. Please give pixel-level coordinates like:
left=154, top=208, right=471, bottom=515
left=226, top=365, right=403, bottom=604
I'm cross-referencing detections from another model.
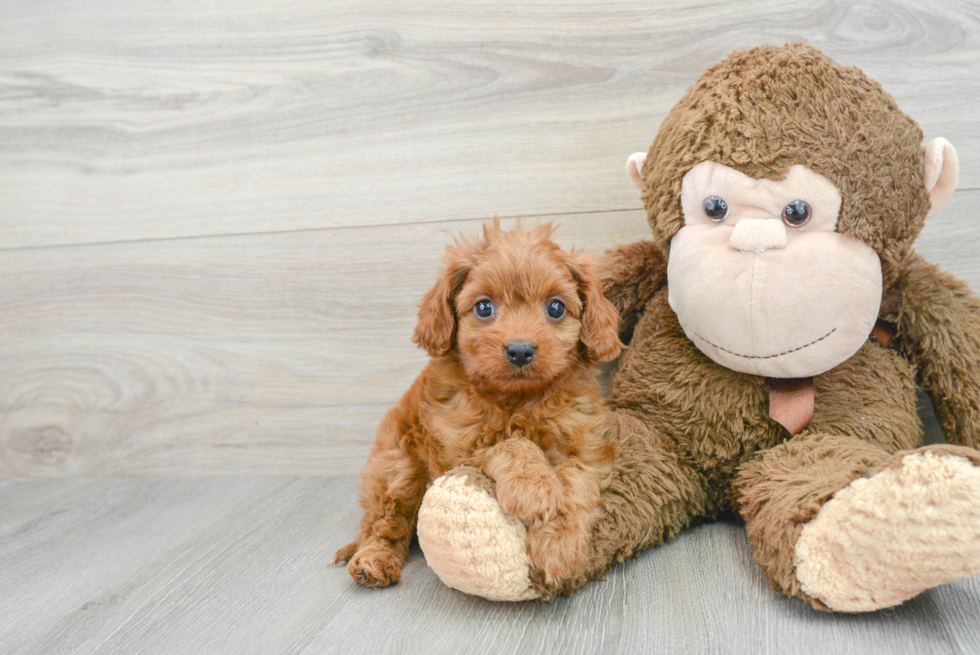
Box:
left=729, top=218, right=787, bottom=252
left=505, top=341, right=536, bottom=368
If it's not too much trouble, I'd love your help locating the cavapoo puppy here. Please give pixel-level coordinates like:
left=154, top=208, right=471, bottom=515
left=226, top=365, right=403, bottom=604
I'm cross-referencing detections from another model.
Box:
left=333, top=220, right=622, bottom=597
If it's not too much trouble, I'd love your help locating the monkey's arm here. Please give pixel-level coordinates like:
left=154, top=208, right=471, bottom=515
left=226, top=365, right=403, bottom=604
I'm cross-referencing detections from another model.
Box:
left=893, top=252, right=980, bottom=449
left=599, top=240, right=668, bottom=344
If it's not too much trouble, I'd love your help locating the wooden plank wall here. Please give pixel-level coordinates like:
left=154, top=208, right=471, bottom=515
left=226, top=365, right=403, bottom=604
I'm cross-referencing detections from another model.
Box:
left=1, top=0, right=979, bottom=476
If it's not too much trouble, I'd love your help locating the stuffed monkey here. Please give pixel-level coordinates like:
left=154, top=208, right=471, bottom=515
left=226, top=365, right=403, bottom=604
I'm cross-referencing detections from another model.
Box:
left=415, top=44, right=980, bottom=611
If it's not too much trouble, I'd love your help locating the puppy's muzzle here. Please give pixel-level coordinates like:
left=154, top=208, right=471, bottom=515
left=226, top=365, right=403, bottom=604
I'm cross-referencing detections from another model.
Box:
left=505, top=341, right=536, bottom=368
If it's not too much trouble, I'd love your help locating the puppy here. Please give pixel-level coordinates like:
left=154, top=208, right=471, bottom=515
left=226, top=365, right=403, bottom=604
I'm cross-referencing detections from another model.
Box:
left=333, top=220, right=622, bottom=597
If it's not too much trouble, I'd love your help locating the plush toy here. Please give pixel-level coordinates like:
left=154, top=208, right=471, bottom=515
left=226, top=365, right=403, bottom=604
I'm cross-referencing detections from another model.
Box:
left=416, top=43, right=980, bottom=611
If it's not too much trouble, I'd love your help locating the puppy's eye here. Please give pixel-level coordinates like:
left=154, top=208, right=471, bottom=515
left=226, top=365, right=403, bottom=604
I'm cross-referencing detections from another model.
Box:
left=703, top=195, right=729, bottom=221
left=474, top=299, right=494, bottom=319
left=782, top=199, right=811, bottom=227
left=546, top=299, right=566, bottom=320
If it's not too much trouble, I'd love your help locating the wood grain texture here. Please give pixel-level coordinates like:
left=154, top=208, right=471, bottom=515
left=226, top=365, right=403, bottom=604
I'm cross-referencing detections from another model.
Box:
left=0, top=476, right=977, bottom=655
left=0, top=211, right=653, bottom=475
left=0, top=0, right=979, bottom=248
left=2, top=0, right=979, bottom=475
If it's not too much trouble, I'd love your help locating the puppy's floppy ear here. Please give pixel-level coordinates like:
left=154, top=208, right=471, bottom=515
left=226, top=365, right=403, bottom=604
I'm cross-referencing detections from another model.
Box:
left=412, top=238, right=479, bottom=357
left=568, top=252, right=623, bottom=363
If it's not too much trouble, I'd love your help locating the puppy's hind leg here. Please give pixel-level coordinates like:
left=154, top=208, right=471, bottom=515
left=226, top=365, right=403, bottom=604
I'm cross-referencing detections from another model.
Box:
left=334, top=418, right=428, bottom=588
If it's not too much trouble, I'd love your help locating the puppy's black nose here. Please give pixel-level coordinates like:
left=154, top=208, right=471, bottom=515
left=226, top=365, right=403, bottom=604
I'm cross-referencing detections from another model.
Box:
left=505, top=341, right=536, bottom=368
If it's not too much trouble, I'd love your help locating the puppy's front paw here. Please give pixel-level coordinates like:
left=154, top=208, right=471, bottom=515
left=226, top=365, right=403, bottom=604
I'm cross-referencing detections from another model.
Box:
left=527, top=511, right=591, bottom=598
left=495, top=469, right=562, bottom=527
left=347, top=545, right=403, bottom=588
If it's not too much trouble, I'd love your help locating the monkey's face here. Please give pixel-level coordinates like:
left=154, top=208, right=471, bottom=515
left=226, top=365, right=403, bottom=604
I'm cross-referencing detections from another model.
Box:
left=666, top=162, right=882, bottom=378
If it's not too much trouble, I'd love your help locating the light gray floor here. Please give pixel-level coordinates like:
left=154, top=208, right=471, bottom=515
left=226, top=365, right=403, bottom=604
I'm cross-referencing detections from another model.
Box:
left=1, top=475, right=978, bottom=655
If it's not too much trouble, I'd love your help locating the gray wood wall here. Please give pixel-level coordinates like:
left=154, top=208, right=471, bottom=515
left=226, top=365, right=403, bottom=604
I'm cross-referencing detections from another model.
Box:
left=2, top=0, right=979, bottom=476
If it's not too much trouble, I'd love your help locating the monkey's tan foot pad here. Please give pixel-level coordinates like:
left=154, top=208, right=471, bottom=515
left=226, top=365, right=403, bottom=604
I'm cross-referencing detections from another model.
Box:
left=417, top=471, right=540, bottom=601
left=795, top=450, right=980, bottom=612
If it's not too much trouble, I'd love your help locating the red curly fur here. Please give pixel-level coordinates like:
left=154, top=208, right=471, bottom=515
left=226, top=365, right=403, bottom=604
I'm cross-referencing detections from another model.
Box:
left=333, top=220, right=622, bottom=597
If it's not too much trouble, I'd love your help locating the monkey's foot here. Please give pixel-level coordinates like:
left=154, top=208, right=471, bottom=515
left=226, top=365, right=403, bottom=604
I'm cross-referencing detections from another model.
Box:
left=795, top=448, right=980, bottom=612
left=417, top=468, right=540, bottom=601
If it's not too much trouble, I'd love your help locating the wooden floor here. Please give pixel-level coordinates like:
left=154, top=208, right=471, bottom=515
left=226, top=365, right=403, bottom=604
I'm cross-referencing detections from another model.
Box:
left=2, top=475, right=979, bottom=655
left=1, top=0, right=980, bottom=652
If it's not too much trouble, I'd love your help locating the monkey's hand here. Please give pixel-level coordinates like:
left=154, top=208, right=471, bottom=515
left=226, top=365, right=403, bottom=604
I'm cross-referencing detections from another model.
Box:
left=417, top=468, right=541, bottom=601
left=599, top=240, right=667, bottom=344
left=894, top=251, right=980, bottom=450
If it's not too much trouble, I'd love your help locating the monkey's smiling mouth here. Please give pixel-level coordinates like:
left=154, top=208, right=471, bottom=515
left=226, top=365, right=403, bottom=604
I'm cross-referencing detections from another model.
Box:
left=693, top=328, right=838, bottom=360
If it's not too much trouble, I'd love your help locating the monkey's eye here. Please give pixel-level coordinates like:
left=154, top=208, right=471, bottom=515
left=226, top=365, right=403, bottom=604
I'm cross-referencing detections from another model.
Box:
left=546, top=299, right=566, bottom=320
left=474, top=299, right=494, bottom=319
left=782, top=200, right=811, bottom=227
left=703, top=196, right=729, bottom=221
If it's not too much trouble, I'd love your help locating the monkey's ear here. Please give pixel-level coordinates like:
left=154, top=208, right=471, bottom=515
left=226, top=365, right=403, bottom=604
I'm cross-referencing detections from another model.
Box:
left=923, top=138, right=958, bottom=219
left=569, top=254, right=624, bottom=363
left=626, top=152, right=647, bottom=193
left=412, top=248, right=472, bottom=357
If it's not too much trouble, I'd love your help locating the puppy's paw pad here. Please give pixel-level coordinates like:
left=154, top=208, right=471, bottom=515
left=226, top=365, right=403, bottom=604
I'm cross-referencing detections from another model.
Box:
left=354, top=569, right=386, bottom=587
left=348, top=549, right=401, bottom=588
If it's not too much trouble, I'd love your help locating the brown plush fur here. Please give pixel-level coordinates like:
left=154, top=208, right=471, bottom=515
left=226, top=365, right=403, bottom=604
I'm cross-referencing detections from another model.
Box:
left=447, top=44, right=980, bottom=609
left=561, top=44, right=980, bottom=609
left=334, top=221, right=621, bottom=597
